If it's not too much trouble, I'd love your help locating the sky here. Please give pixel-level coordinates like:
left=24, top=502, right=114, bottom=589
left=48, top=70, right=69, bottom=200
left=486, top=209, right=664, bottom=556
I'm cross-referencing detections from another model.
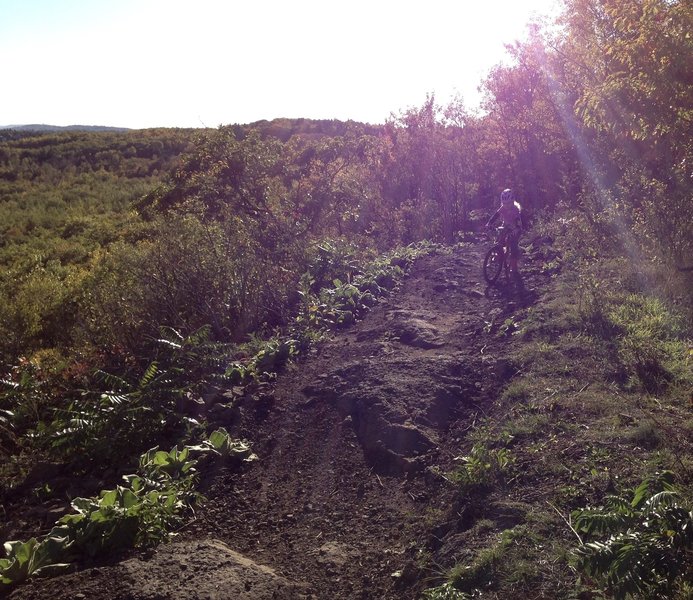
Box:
left=0, top=0, right=561, bottom=129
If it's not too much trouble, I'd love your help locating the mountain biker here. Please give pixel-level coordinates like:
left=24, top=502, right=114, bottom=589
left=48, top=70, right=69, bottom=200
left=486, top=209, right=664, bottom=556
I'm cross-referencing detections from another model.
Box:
left=486, top=188, right=524, bottom=275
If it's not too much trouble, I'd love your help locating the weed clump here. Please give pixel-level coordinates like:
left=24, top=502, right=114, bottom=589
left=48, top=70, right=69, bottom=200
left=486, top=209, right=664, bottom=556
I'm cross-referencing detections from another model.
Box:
left=626, top=419, right=663, bottom=449
left=451, top=442, right=515, bottom=493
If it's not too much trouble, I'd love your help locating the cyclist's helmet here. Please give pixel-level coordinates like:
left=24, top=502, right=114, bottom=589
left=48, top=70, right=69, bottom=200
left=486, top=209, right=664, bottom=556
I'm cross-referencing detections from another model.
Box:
left=500, top=188, right=514, bottom=205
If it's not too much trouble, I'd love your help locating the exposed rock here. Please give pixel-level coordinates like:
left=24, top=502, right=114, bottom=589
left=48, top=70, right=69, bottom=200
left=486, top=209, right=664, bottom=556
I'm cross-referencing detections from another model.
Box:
left=392, top=317, right=444, bottom=349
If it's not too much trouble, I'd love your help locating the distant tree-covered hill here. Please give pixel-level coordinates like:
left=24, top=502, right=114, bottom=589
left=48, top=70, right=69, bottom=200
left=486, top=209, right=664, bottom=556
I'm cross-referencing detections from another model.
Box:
left=0, top=124, right=132, bottom=133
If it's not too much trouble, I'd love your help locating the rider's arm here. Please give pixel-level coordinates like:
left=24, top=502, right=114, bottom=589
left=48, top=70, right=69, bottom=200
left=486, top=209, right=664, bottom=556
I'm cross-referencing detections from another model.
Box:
left=486, top=208, right=500, bottom=228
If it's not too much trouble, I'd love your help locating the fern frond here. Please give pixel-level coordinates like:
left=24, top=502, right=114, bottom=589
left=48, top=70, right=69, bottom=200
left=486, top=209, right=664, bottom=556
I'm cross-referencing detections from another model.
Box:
left=94, top=370, right=130, bottom=392
left=155, top=338, right=182, bottom=350
left=573, top=509, right=634, bottom=535
left=604, top=494, right=631, bottom=512
left=100, top=393, right=129, bottom=407
left=0, top=378, right=19, bottom=390
left=157, top=326, right=185, bottom=344
left=138, top=362, right=159, bottom=389
left=183, top=325, right=212, bottom=347
left=632, top=471, right=675, bottom=508
left=573, top=472, right=692, bottom=599
left=645, top=490, right=680, bottom=510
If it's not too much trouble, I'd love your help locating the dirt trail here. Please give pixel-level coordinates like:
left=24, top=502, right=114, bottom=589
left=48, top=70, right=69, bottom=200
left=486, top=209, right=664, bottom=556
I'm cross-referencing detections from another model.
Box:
left=11, top=237, right=550, bottom=600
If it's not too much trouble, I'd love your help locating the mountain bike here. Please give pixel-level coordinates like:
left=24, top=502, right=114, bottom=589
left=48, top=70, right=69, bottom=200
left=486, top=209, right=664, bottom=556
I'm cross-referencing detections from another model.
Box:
left=483, top=226, right=514, bottom=284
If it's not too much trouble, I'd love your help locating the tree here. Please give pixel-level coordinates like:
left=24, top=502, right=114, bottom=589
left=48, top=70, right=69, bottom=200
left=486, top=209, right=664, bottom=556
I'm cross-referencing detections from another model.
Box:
left=481, top=26, right=582, bottom=213
left=558, top=0, right=693, bottom=265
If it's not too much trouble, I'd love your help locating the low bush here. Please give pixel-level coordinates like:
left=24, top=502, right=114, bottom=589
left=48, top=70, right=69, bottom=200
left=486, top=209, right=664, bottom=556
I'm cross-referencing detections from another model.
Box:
left=572, top=471, right=693, bottom=599
left=0, top=429, right=253, bottom=589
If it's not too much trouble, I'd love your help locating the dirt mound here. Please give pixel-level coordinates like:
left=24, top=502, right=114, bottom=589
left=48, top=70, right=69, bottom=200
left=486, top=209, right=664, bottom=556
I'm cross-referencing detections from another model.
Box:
left=10, top=539, right=308, bottom=600
left=9, top=239, right=549, bottom=600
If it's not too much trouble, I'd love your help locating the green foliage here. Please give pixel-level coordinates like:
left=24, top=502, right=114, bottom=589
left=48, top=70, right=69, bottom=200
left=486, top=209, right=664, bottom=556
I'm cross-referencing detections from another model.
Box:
left=422, top=527, right=543, bottom=599
left=0, top=360, right=50, bottom=436
left=198, top=427, right=257, bottom=461
left=448, top=526, right=534, bottom=593
left=223, top=244, right=428, bottom=389
left=578, top=276, right=621, bottom=340
left=421, top=582, right=473, bottom=600
left=497, top=317, right=519, bottom=338
left=0, top=431, right=251, bottom=589
left=564, top=0, right=692, bottom=267
left=43, top=326, right=233, bottom=465
left=303, top=239, right=362, bottom=292
left=609, top=294, right=686, bottom=393
left=451, top=442, right=515, bottom=491
left=80, top=213, right=281, bottom=351
left=572, top=471, right=693, bottom=599
left=0, top=129, right=191, bottom=364
left=12, top=240, right=426, bottom=470
left=500, top=379, right=532, bottom=404
left=578, top=279, right=689, bottom=393
left=0, top=538, right=70, bottom=586
left=294, top=243, right=427, bottom=333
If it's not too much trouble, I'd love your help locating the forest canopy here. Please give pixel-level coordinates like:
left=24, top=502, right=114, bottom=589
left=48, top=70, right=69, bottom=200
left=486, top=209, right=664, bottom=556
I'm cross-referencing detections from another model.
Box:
left=0, top=0, right=689, bottom=454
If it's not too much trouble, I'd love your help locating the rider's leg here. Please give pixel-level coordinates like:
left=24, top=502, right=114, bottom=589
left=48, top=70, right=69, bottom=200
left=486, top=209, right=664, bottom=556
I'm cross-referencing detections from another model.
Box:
left=508, top=233, right=520, bottom=274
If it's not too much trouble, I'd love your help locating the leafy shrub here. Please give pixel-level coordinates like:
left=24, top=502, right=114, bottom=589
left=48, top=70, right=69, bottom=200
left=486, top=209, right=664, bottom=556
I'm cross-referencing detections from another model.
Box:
left=572, top=471, right=693, bottom=599
left=0, top=430, right=252, bottom=589
left=81, top=213, right=283, bottom=352
left=451, top=442, right=515, bottom=491
left=43, top=326, right=233, bottom=466
left=304, top=239, right=363, bottom=293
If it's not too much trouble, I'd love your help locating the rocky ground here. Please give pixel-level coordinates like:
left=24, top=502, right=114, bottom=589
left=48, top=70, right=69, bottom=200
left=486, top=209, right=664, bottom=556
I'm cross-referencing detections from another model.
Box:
left=9, top=236, right=556, bottom=600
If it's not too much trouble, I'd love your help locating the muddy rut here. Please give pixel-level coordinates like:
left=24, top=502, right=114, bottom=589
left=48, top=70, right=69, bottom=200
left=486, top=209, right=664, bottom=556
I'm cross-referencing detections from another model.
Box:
left=11, top=238, right=551, bottom=600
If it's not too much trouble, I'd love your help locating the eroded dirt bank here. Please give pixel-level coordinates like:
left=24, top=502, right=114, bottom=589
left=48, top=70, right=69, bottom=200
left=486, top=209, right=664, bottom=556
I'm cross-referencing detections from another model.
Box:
left=11, top=238, right=551, bottom=600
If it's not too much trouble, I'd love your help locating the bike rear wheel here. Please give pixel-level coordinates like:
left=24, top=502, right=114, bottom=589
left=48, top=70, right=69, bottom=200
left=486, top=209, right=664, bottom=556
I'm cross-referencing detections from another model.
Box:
left=483, top=245, right=505, bottom=283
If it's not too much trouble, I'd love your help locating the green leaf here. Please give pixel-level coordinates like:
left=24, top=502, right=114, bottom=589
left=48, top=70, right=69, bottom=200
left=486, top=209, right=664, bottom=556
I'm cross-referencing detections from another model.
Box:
left=207, top=428, right=231, bottom=450
left=100, top=489, right=118, bottom=507
left=121, top=488, right=139, bottom=509
left=138, top=361, right=159, bottom=389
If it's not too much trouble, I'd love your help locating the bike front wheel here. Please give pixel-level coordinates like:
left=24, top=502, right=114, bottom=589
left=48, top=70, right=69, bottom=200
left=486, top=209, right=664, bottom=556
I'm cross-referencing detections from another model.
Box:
left=483, top=245, right=505, bottom=283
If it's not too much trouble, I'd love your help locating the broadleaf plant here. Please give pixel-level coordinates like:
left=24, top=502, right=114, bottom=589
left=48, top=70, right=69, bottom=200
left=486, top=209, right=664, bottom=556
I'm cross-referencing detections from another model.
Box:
left=0, top=430, right=253, bottom=589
